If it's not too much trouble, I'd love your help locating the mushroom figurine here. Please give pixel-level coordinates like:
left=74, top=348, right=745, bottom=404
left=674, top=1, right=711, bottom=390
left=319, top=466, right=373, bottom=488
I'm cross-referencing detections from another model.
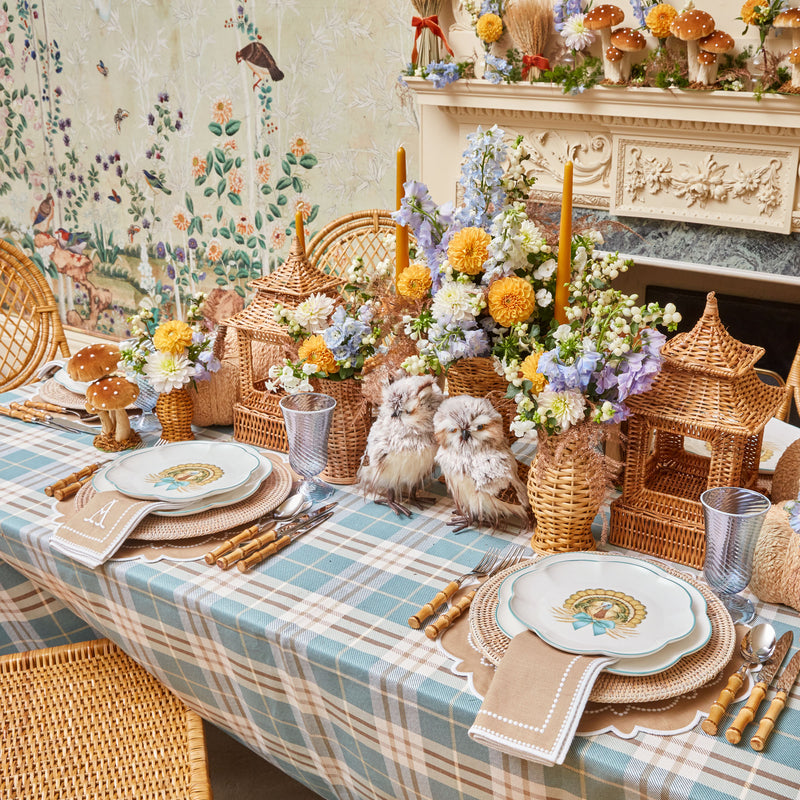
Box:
left=789, top=47, right=800, bottom=89
left=697, top=30, right=734, bottom=86
left=670, top=8, right=715, bottom=83
left=609, top=27, right=647, bottom=82
left=605, top=46, right=624, bottom=83
left=696, top=51, right=717, bottom=86
left=583, top=4, right=625, bottom=81
left=67, top=342, right=121, bottom=384
left=86, top=376, right=141, bottom=450
left=775, top=7, right=800, bottom=52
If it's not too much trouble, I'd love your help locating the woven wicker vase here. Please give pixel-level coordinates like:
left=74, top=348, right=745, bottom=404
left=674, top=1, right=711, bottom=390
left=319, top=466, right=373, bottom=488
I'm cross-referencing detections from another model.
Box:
left=314, top=378, right=371, bottom=485
left=527, top=423, right=606, bottom=554
left=155, top=387, right=195, bottom=442
left=446, top=357, right=506, bottom=397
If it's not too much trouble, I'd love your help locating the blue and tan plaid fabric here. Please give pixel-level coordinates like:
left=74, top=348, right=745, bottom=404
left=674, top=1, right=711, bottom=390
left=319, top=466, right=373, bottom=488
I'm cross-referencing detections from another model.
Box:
left=1, top=386, right=799, bottom=800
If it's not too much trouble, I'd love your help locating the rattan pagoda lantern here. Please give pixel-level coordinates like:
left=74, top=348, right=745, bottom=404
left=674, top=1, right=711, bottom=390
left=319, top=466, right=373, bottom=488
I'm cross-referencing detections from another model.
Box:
left=225, top=234, right=341, bottom=452
left=609, top=293, right=789, bottom=569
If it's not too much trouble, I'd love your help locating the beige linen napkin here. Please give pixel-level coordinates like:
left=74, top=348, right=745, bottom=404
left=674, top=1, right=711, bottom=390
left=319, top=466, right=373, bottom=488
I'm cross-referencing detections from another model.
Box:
left=51, top=491, right=177, bottom=568
left=468, top=632, right=617, bottom=765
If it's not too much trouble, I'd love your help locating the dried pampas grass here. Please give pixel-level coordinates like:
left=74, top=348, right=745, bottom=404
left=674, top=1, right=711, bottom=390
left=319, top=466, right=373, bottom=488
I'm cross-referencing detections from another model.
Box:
left=504, top=0, right=552, bottom=79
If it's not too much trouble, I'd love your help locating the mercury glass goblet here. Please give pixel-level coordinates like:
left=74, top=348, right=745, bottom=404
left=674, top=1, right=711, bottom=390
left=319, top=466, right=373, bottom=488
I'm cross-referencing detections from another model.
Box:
left=279, top=393, right=336, bottom=501
left=701, top=487, right=770, bottom=624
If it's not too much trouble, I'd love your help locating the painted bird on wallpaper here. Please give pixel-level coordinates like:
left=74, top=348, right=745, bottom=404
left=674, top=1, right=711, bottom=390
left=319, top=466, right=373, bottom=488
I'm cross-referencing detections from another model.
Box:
left=96, top=60, right=108, bottom=77
left=114, top=108, right=129, bottom=133
left=54, top=228, right=90, bottom=255
left=127, top=224, right=141, bottom=243
left=434, top=396, right=529, bottom=533
left=32, top=193, right=54, bottom=230
left=142, top=170, right=171, bottom=195
left=235, top=41, right=284, bottom=90
left=108, top=189, right=122, bottom=204
left=357, top=373, right=443, bottom=517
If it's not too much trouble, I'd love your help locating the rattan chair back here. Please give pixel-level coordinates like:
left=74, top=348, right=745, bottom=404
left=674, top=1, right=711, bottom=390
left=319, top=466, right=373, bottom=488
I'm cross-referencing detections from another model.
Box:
left=306, top=209, right=404, bottom=278
left=0, top=638, right=211, bottom=799
left=0, top=239, right=69, bottom=390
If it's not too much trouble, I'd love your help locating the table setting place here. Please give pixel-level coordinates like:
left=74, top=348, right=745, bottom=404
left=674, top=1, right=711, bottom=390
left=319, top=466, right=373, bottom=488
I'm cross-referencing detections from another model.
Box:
left=402, top=483, right=800, bottom=767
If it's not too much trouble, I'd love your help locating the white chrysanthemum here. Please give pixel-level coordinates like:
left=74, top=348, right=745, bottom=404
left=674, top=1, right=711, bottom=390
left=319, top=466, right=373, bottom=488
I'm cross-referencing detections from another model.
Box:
left=518, top=219, right=546, bottom=254
left=292, top=293, right=336, bottom=333
left=561, top=14, right=595, bottom=51
left=431, top=280, right=482, bottom=322
left=536, top=389, right=586, bottom=432
left=144, top=351, right=194, bottom=393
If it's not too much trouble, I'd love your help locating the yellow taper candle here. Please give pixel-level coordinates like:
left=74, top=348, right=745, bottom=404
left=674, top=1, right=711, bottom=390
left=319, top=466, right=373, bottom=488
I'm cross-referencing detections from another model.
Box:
left=554, top=161, right=573, bottom=325
left=396, top=146, right=410, bottom=279
left=295, top=209, right=306, bottom=254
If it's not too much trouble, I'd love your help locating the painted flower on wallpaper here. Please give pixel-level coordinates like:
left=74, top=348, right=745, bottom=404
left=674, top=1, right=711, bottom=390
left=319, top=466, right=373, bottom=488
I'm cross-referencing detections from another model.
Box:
left=235, top=216, right=254, bottom=235
left=211, top=96, right=233, bottom=125
left=290, top=136, right=309, bottom=158
left=269, top=225, right=287, bottom=250
left=293, top=195, right=313, bottom=221
left=227, top=167, right=244, bottom=194
left=207, top=239, right=223, bottom=262
left=255, top=157, right=272, bottom=184
left=172, top=207, right=191, bottom=231
left=191, top=153, right=207, bottom=179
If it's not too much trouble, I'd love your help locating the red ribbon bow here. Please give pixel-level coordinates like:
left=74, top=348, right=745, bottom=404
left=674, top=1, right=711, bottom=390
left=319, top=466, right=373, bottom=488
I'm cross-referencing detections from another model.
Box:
left=411, top=15, right=455, bottom=66
left=522, top=54, right=550, bottom=79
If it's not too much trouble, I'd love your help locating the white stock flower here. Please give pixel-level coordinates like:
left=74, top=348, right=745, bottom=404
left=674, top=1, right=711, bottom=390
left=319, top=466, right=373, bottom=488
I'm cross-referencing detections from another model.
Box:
left=533, top=258, right=557, bottom=280
left=292, top=293, right=335, bottom=333
left=536, top=288, right=553, bottom=307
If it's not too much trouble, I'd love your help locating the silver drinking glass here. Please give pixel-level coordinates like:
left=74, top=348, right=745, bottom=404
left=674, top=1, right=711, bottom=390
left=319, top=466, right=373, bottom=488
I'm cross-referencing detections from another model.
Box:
left=279, top=393, right=336, bottom=501
left=701, top=487, right=770, bottom=624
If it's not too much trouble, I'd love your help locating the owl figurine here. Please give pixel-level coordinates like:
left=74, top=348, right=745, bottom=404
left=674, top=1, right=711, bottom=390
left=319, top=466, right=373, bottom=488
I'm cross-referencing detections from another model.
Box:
left=434, top=396, right=529, bottom=532
left=357, top=373, right=443, bottom=517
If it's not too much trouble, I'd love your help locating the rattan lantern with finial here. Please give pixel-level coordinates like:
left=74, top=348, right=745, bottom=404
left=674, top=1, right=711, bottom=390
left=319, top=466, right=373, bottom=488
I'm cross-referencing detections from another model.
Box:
left=609, top=292, right=789, bottom=569
left=225, top=234, right=342, bottom=452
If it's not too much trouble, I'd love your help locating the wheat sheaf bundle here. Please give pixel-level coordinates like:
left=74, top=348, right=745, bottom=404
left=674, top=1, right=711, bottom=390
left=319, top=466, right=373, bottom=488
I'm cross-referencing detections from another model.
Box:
left=504, top=0, right=552, bottom=79
left=411, top=0, right=444, bottom=68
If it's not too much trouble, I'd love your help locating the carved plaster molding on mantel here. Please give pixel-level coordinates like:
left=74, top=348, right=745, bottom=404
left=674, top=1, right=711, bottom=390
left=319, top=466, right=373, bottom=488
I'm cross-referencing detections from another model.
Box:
left=409, top=79, right=800, bottom=232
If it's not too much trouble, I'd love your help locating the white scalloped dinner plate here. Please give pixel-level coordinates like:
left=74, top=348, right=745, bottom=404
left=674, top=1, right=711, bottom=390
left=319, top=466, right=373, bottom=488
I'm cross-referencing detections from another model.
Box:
left=52, top=367, right=92, bottom=395
left=103, top=441, right=261, bottom=502
left=506, top=552, right=698, bottom=661
left=94, top=448, right=272, bottom=516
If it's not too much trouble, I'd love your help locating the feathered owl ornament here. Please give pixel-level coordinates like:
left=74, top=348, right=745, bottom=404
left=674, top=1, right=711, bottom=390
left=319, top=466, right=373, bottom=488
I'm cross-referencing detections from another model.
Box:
left=357, top=373, right=443, bottom=517
left=434, top=396, right=529, bottom=533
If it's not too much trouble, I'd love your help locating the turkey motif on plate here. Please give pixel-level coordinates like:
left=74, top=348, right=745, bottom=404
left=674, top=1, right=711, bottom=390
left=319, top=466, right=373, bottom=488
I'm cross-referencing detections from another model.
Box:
left=507, top=552, right=698, bottom=660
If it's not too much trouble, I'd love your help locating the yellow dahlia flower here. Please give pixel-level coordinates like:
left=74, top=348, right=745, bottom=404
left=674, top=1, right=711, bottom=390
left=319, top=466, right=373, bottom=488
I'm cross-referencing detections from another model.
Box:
left=487, top=276, right=536, bottom=327
left=396, top=262, right=432, bottom=299
left=298, top=335, right=338, bottom=375
left=646, top=4, right=677, bottom=38
left=476, top=13, right=503, bottom=43
left=740, top=0, right=763, bottom=26
left=153, top=320, right=194, bottom=355
left=447, top=227, right=491, bottom=276
left=520, top=353, right=547, bottom=394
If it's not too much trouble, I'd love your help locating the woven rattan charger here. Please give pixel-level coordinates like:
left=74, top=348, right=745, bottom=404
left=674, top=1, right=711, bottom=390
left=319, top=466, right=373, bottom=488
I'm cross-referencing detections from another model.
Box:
left=470, top=555, right=735, bottom=704
left=0, top=638, right=211, bottom=799
left=74, top=456, right=293, bottom=541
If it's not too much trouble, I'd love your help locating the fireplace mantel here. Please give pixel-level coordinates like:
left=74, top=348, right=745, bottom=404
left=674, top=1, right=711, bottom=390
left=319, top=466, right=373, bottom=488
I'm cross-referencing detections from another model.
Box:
left=408, top=78, right=800, bottom=233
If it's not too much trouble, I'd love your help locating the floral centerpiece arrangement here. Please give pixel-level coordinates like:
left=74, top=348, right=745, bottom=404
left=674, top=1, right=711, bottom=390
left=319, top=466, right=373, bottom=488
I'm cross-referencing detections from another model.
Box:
left=503, top=231, right=681, bottom=553
left=393, top=124, right=545, bottom=390
left=119, top=293, right=220, bottom=441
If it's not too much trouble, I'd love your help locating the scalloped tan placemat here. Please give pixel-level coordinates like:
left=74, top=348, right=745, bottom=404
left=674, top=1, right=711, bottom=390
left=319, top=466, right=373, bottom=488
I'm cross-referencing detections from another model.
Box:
left=36, top=380, right=136, bottom=410
left=74, top=457, right=293, bottom=541
left=468, top=555, right=736, bottom=704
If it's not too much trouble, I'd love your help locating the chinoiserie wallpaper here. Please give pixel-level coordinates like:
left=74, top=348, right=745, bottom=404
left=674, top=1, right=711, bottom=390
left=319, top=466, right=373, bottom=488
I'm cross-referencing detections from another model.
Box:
left=0, top=0, right=417, bottom=336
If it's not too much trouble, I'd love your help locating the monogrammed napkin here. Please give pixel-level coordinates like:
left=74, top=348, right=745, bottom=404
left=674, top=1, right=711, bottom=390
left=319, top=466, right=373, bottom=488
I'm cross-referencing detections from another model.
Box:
left=468, top=631, right=617, bottom=765
left=51, top=491, right=178, bottom=567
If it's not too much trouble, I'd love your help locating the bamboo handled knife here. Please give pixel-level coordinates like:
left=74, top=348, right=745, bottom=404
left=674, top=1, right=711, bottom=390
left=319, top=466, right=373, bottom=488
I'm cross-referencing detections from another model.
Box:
left=726, top=631, right=793, bottom=744
left=750, top=649, right=800, bottom=751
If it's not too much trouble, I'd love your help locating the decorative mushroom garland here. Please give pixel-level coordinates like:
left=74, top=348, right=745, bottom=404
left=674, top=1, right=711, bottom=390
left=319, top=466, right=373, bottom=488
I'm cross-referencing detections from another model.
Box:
left=670, top=8, right=715, bottom=84
left=697, top=30, right=734, bottom=86
left=583, top=4, right=625, bottom=82
left=609, top=27, right=646, bottom=82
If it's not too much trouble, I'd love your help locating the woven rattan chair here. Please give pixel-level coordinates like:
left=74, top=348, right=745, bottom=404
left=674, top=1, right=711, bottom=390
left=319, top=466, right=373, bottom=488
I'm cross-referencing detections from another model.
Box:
left=0, top=638, right=212, bottom=799
left=306, top=209, right=405, bottom=278
left=0, top=239, right=69, bottom=390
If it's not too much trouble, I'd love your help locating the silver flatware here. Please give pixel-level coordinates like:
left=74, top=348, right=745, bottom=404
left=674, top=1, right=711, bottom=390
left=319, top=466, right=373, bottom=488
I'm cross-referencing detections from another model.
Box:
left=726, top=630, right=793, bottom=743
left=751, top=648, right=800, bottom=750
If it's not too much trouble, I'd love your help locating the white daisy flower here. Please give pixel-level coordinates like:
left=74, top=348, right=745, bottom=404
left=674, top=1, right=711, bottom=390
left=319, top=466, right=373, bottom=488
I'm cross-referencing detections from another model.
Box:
left=144, top=351, right=194, bottom=393
left=561, top=14, right=595, bottom=51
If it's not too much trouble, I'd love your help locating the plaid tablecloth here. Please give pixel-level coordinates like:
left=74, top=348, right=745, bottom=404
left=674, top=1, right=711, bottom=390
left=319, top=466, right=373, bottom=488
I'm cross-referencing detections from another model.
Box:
left=1, top=386, right=799, bottom=800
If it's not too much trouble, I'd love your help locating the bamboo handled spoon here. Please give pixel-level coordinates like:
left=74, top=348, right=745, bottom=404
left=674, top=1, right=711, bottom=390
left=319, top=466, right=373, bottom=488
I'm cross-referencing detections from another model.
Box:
left=701, top=623, right=776, bottom=735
